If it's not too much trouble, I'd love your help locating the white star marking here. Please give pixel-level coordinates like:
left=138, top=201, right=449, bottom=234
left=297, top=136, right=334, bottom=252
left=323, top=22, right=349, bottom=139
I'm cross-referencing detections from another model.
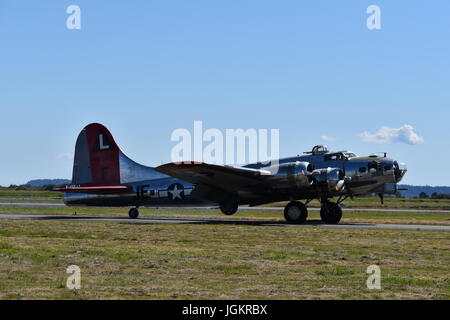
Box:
left=169, top=185, right=183, bottom=200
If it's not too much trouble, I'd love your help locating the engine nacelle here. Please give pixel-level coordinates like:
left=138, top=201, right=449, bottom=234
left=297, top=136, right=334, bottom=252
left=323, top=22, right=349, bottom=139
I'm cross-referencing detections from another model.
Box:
left=263, top=161, right=314, bottom=189
left=273, top=161, right=314, bottom=176
left=312, top=167, right=345, bottom=191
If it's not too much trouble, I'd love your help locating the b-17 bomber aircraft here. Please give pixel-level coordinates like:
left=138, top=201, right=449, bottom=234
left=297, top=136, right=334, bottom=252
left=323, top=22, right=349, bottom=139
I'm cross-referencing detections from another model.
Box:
left=55, top=123, right=407, bottom=224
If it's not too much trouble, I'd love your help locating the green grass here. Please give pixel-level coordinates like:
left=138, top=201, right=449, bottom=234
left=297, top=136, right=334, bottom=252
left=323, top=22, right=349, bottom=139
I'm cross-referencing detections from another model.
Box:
left=0, top=219, right=448, bottom=300
left=0, top=190, right=62, bottom=199
left=0, top=195, right=449, bottom=300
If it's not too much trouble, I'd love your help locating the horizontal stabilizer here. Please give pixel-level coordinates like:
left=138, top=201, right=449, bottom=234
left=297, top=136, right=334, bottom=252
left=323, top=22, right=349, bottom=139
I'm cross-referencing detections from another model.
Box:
left=53, top=186, right=131, bottom=194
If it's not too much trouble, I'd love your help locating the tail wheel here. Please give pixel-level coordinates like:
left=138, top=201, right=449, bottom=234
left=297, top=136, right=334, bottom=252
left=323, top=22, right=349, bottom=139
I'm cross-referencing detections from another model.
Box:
left=129, top=208, right=139, bottom=219
left=220, top=199, right=239, bottom=215
left=284, top=201, right=308, bottom=224
left=320, top=201, right=342, bottom=224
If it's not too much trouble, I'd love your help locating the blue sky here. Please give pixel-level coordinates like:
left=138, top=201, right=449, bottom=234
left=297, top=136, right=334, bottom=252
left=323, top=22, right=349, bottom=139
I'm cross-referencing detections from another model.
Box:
left=0, top=0, right=449, bottom=186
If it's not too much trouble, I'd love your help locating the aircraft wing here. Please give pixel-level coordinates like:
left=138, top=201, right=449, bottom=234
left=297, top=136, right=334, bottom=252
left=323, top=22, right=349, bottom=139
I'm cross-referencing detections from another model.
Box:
left=155, top=162, right=272, bottom=193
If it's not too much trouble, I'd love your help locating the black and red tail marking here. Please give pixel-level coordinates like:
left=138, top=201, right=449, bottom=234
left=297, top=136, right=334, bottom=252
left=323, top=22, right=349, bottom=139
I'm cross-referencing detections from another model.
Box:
left=55, top=123, right=166, bottom=194
left=72, top=123, right=121, bottom=186
left=54, top=123, right=126, bottom=193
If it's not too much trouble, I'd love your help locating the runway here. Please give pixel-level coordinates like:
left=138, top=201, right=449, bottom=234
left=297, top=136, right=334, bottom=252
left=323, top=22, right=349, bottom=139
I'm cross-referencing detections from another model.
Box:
left=0, top=213, right=449, bottom=231
left=1, top=202, right=450, bottom=214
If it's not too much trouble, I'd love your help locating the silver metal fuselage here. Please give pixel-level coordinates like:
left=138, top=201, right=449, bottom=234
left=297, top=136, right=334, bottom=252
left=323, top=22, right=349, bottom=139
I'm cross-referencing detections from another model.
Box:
left=64, top=152, right=405, bottom=208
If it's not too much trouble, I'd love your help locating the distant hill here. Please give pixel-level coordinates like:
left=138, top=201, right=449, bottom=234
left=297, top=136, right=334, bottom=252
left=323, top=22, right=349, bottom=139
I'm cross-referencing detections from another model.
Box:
left=26, top=179, right=71, bottom=187
left=398, top=185, right=450, bottom=198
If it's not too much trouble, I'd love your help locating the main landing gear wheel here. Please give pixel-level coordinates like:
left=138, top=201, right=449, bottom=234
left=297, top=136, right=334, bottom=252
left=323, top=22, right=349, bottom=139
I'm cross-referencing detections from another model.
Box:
left=284, top=201, right=308, bottom=224
left=220, top=199, right=239, bottom=216
left=320, top=201, right=342, bottom=224
left=129, top=208, right=139, bottom=219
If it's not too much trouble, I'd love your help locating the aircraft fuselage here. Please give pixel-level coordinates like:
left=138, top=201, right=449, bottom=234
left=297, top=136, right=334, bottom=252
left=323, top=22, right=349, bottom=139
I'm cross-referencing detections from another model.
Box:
left=64, top=153, right=403, bottom=208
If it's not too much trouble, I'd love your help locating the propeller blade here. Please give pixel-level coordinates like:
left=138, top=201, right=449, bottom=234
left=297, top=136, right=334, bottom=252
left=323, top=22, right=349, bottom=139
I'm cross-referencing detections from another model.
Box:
left=336, top=180, right=346, bottom=191
left=335, top=176, right=351, bottom=192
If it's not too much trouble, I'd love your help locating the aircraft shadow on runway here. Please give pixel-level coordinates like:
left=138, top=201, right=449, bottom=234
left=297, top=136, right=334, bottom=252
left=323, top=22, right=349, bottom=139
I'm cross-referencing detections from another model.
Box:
left=29, top=215, right=370, bottom=227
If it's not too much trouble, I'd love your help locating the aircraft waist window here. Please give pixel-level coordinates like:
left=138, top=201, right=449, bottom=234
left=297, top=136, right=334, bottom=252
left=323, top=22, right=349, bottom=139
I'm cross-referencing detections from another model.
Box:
left=359, top=167, right=367, bottom=173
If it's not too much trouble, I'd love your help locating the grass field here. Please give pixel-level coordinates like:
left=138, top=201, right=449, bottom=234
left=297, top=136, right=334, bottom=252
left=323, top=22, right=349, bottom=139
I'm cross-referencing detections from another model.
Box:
left=0, top=219, right=448, bottom=300
left=0, top=193, right=449, bottom=300
left=0, top=190, right=63, bottom=199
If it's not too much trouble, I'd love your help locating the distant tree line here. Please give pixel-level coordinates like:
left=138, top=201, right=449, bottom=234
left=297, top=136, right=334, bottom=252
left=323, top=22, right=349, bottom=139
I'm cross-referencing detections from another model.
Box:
left=0, top=184, right=67, bottom=191
left=375, top=191, right=450, bottom=200
left=417, top=192, right=450, bottom=200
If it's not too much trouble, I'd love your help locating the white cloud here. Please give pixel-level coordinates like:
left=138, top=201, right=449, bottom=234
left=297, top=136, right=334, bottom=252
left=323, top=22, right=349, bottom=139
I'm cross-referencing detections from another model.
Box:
left=358, top=125, right=424, bottom=145
left=320, top=135, right=336, bottom=142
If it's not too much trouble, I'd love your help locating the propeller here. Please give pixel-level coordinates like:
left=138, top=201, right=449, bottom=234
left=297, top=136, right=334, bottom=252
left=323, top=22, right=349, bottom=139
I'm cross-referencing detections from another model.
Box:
left=336, top=180, right=346, bottom=192
left=310, top=168, right=351, bottom=192
left=394, top=161, right=407, bottom=182
left=335, top=176, right=352, bottom=192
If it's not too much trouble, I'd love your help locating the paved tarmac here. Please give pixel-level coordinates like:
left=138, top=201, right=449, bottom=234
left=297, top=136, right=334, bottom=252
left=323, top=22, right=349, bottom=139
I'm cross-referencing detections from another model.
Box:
left=1, top=202, right=450, bottom=214
left=0, top=213, right=449, bottom=231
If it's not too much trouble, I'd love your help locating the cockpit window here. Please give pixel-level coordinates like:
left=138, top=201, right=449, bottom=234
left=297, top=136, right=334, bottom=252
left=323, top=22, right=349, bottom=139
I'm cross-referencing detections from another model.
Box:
left=325, top=153, right=344, bottom=161
left=344, top=152, right=357, bottom=158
